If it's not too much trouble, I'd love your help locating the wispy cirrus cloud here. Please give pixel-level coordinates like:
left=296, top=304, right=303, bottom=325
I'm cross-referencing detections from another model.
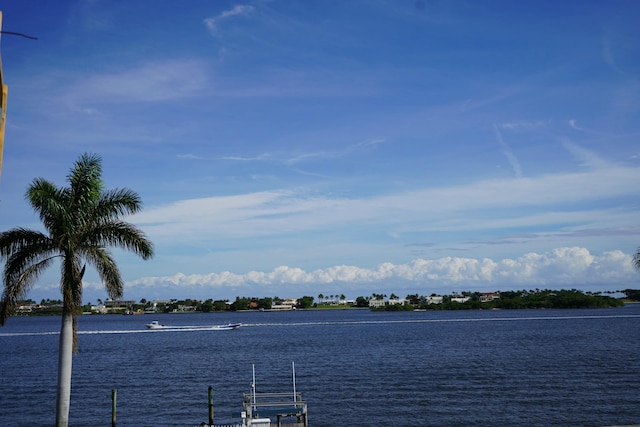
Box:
left=204, top=5, right=256, bottom=33
left=561, top=139, right=612, bottom=170
left=57, top=60, right=210, bottom=110
left=600, top=36, right=635, bottom=79
left=568, top=119, right=608, bottom=135
left=135, top=144, right=640, bottom=246
left=498, top=120, right=548, bottom=131
left=207, top=138, right=385, bottom=165
left=493, top=124, right=522, bottom=177
left=216, top=153, right=273, bottom=162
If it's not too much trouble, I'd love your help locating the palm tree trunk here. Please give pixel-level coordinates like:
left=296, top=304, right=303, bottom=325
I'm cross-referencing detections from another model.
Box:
left=55, top=312, right=74, bottom=427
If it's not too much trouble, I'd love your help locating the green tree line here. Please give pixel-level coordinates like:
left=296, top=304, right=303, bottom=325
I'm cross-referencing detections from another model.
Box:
left=17, top=288, right=637, bottom=315
left=372, top=289, right=627, bottom=311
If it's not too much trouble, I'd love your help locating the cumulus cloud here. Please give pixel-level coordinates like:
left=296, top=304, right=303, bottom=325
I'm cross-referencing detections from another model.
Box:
left=113, top=247, right=636, bottom=299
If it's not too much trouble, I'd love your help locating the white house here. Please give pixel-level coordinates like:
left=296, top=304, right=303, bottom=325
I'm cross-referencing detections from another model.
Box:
left=271, top=298, right=298, bottom=310
left=426, top=296, right=444, bottom=304
left=369, top=298, right=407, bottom=308
left=480, top=292, right=500, bottom=302
left=368, top=299, right=386, bottom=308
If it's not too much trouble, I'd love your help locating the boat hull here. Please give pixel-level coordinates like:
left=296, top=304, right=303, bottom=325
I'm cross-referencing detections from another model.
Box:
left=144, top=321, right=241, bottom=330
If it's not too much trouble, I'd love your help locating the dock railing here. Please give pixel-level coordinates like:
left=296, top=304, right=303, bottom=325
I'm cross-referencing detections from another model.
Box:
left=242, top=392, right=308, bottom=427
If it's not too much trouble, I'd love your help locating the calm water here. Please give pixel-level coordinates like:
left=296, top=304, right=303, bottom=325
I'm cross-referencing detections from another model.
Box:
left=1, top=306, right=639, bottom=427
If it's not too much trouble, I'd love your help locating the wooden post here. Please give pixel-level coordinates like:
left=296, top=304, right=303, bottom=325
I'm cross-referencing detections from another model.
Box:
left=208, top=386, right=214, bottom=426
left=111, top=389, right=117, bottom=427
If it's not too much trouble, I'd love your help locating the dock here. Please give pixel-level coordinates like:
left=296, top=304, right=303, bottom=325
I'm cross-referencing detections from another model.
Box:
left=201, top=363, right=307, bottom=427
left=240, top=391, right=308, bottom=427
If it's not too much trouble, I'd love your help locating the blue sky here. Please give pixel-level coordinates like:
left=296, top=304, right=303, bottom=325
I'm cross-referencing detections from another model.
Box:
left=1, top=0, right=639, bottom=303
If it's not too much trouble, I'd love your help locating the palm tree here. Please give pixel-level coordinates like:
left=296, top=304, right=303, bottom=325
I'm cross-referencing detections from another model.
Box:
left=0, top=153, right=154, bottom=427
left=634, top=247, right=640, bottom=271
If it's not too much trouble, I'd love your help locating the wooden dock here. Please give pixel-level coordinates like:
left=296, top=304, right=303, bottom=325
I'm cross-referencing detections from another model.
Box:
left=241, top=391, right=308, bottom=427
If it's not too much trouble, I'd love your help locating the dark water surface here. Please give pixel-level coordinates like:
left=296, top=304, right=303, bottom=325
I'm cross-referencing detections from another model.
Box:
left=1, top=306, right=639, bottom=426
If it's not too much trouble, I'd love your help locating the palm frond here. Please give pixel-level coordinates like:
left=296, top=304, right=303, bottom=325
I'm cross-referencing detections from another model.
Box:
left=1, top=229, right=56, bottom=320
left=83, top=221, right=154, bottom=260
left=4, top=245, right=57, bottom=286
left=95, top=188, right=143, bottom=219
left=84, top=247, right=123, bottom=300
left=1, top=256, right=56, bottom=324
left=25, top=179, right=68, bottom=234
left=1, top=228, right=53, bottom=324
left=67, top=153, right=103, bottom=200
left=0, top=228, right=52, bottom=259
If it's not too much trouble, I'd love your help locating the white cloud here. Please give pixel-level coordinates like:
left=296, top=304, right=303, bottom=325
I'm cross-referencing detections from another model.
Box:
left=561, top=139, right=612, bottom=170
left=493, top=124, right=523, bottom=177
left=133, top=153, right=640, bottom=244
left=216, top=153, right=273, bottom=162
left=499, top=120, right=548, bottom=131
left=111, top=247, right=636, bottom=299
left=568, top=120, right=617, bottom=138
left=601, top=36, right=631, bottom=78
left=204, top=5, right=256, bottom=33
left=61, top=60, right=209, bottom=107
left=210, top=138, right=384, bottom=165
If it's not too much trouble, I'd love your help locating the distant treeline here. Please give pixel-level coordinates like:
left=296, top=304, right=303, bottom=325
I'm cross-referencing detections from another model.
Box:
left=373, top=289, right=626, bottom=311
left=10, top=289, right=638, bottom=316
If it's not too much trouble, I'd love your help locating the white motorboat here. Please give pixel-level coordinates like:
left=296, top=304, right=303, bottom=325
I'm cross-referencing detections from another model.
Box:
left=144, top=320, right=241, bottom=330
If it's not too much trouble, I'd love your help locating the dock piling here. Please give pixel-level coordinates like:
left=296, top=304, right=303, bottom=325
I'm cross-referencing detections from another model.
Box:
left=111, top=389, right=117, bottom=427
left=208, top=385, right=214, bottom=426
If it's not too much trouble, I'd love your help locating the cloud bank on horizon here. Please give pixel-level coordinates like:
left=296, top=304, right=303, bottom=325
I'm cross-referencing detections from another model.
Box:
left=78, top=247, right=634, bottom=302
left=0, top=1, right=639, bottom=302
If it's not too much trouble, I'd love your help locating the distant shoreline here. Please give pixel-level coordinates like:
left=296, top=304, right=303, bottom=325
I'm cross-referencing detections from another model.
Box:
left=8, top=302, right=634, bottom=318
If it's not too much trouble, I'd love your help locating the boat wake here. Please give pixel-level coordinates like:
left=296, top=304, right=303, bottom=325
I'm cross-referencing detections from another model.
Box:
left=242, top=313, right=640, bottom=328
left=2, top=313, right=638, bottom=337
left=0, top=326, right=240, bottom=337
